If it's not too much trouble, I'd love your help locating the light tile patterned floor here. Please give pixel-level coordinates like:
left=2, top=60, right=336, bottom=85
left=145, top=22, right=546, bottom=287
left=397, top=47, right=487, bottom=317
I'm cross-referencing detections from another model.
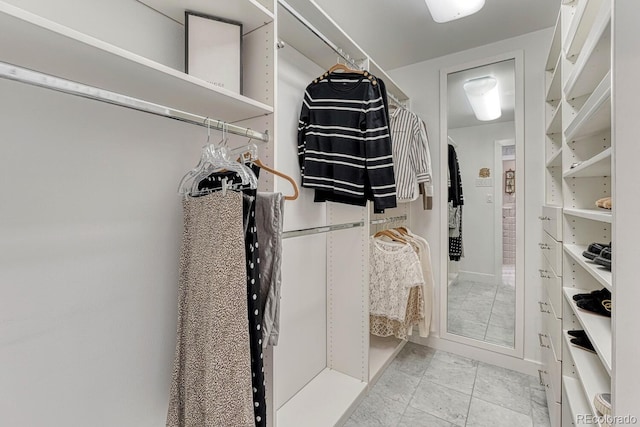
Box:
left=345, top=343, right=551, bottom=427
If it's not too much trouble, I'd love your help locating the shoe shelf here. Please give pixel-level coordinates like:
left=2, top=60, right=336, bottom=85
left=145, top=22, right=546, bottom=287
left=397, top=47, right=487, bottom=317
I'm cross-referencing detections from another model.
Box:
left=138, top=0, right=274, bottom=33
left=564, top=288, right=612, bottom=374
left=563, top=147, right=611, bottom=178
left=546, top=104, right=563, bottom=135
left=564, top=244, right=612, bottom=291
left=565, top=0, right=605, bottom=62
left=546, top=54, right=563, bottom=103
left=563, top=375, right=594, bottom=426
left=546, top=148, right=563, bottom=168
left=545, top=11, right=562, bottom=72
left=564, top=0, right=611, bottom=99
left=564, top=208, right=612, bottom=223
left=563, top=331, right=611, bottom=426
left=0, top=1, right=274, bottom=122
left=564, top=71, right=611, bottom=142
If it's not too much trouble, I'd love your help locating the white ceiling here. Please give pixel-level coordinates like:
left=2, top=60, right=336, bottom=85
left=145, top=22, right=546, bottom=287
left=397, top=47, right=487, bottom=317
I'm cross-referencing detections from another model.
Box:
left=448, top=59, right=516, bottom=129
left=312, top=0, right=559, bottom=70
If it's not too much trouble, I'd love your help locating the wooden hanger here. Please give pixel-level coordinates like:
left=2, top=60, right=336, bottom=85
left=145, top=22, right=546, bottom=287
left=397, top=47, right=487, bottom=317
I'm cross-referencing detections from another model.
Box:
left=327, top=62, right=365, bottom=75
left=238, top=152, right=299, bottom=201
left=395, top=226, right=410, bottom=236
left=374, top=229, right=407, bottom=244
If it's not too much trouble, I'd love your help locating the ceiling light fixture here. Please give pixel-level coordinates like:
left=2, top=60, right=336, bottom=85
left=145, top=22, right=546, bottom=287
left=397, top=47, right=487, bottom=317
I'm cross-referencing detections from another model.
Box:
left=463, top=76, right=502, bottom=121
left=424, top=0, right=485, bottom=23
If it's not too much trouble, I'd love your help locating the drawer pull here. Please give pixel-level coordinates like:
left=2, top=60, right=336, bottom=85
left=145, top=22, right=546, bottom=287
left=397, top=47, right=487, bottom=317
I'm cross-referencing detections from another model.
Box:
left=538, top=216, right=551, bottom=221
left=538, top=269, right=551, bottom=279
left=538, top=333, right=550, bottom=348
left=538, top=243, right=551, bottom=250
left=538, top=369, right=546, bottom=387
left=538, top=301, right=551, bottom=314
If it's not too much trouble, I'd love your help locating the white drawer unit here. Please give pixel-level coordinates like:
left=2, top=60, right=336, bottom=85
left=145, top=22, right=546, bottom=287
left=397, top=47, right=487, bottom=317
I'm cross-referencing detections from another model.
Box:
left=541, top=205, right=563, bottom=241
left=540, top=257, right=563, bottom=319
left=542, top=337, right=562, bottom=404
left=540, top=231, right=563, bottom=277
left=538, top=368, right=562, bottom=427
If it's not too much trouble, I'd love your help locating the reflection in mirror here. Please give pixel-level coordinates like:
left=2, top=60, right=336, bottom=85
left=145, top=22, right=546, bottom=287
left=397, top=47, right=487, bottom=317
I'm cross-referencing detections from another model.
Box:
left=446, top=59, right=516, bottom=348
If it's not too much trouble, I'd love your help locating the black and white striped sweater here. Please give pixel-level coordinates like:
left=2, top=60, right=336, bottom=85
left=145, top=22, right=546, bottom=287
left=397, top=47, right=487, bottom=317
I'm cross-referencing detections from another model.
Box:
left=297, top=72, right=397, bottom=212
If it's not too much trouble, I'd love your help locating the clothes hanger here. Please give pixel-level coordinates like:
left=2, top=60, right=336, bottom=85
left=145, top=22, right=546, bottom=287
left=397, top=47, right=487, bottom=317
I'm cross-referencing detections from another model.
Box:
left=232, top=137, right=300, bottom=201
left=327, top=62, right=365, bottom=75
left=395, top=226, right=410, bottom=236
left=374, top=229, right=407, bottom=244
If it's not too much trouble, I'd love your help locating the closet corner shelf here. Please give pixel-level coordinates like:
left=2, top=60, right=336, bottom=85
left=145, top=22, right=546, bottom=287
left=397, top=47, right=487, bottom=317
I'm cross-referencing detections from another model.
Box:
left=546, top=105, right=562, bottom=135
left=565, top=71, right=611, bottom=142
left=563, top=375, right=593, bottom=425
left=562, top=331, right=611, bottom=422
left=563, top=147, right=611, bottom=178
left=545, top=12, right=562, bottom=71
left=564, top=244, right=612, bottom=291
left=564, top=208, right=612, bottom=223
left=546, top=149, right=562, bottom=168
left=276, top=368, right=367, bottom=427
left=565, top=0, right=605, bottom=61
left=545, top=55, right=563, bottom=103
left=138, top=0, right=274, bottom=33
left=0, top=2, right=273, bottom=122
left=564, top=0, right=611, bottom=99
left=563, top=288, right=612, bottom=374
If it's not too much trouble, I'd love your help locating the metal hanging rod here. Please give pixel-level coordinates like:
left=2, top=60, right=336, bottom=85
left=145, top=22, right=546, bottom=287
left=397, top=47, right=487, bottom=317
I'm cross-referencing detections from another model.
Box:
left=0, top=61, right=270, bottom=143
left=278, top=0, right=362, bottom=71
left=370, top=215, right=408, bottom=226
left=283, top=221, right=364, bottom=239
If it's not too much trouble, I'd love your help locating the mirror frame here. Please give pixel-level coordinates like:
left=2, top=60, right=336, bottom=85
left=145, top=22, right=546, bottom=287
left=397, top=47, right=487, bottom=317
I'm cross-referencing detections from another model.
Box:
left=438, top=51, right=525, bottom=358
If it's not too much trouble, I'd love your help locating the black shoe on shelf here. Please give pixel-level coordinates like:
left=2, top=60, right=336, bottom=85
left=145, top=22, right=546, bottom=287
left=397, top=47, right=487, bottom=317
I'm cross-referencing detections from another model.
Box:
left=567, top=330, right=587, bottom=338
left=570, top=335, right=597, bottom=353
left=594, top=247, right=612, bottom=270
left=582, top=242, right=611, bottom=261
left=572, top=288, right=611, bottom=302
left=576, top=296, right=612, bottom=317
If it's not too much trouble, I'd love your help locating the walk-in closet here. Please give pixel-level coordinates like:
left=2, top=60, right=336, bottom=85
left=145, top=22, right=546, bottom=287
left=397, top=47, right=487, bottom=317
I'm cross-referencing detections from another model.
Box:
left=1, top=0, right=639, bottom=426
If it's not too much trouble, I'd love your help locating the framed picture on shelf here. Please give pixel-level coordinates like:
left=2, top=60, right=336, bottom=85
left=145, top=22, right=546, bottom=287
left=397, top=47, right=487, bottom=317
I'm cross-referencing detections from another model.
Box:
left=185, top=11, right=243, bottom=94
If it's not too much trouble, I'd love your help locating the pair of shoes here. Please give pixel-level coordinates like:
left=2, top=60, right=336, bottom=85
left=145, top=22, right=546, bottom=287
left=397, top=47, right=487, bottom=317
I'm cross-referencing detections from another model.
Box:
left=596, top=197, right=612, bottom=209
left=594, top=247, right=612, bottom=270
left=574, top=288, right=612, bottom=317
left=582, top=242, right=610, bottom=261
left=568, top=330, right=596, bottom=353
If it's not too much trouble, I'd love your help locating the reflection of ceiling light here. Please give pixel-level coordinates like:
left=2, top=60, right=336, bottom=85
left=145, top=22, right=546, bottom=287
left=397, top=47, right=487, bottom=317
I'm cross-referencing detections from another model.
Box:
left=463, top=76, right=502, bottom=121
left=424, top=0, right=485, bottom=23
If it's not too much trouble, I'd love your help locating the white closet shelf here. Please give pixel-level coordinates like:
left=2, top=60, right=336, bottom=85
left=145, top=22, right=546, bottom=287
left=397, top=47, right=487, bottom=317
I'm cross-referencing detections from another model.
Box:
left=565, top=0, right=605, bottom=61
left=369, top=335, right=406, bottom=384
left=564, top=244, right=612, bottom=291
left=565, top=71, right=611, bottom=142
left=277, top=368, right=367, bottom=427
left=138, top=0, right=273, bottom=33
left=546, top=149, right=563, bottom=168
left=564, top=208, right=612, bottom=223
left=563, top=331, right=611, bottom=424
left=0, top=2, right=273, bottom=122
left=564, top=288, right=612, bottom=374
left=563, top=376, right=593, bottom=425
left=563, top=147, right=611, bottom=178
left=546, top=105, right=562, bottom=135
left=564, top=0, right=611, bottom=99
left=278, top=0, right=367, bottom=75
left=546, top=55, right=563, bottom=102
left=545, top=12, right=562, bottom=71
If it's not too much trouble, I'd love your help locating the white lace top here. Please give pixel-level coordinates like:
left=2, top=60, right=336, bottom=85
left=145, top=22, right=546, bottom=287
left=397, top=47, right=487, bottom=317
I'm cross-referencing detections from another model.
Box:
left=369, top=237, right=425, bottom=321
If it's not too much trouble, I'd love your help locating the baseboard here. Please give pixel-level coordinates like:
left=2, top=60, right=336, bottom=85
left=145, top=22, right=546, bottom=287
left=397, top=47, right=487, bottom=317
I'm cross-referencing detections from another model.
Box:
left=409, top=334, right=542, bottom=377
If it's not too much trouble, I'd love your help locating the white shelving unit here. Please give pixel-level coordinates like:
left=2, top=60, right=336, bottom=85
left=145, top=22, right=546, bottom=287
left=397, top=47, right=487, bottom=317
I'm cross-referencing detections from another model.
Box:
left=563, top=147, right=611, bottom=178
left=564, top=71, right=611, bottom=142
left=563, top=288, right=612, bottom=373
left=563, top=208, right=611, bottom=223
left=0, top=1, right=274, bottom=121
left=564, top=0, right=605, bottom=61
left=546, top=149, right=563, bottom=168
left=563, top=376, right=596, bottom=425
left=563, top=244, right=612, bottom=291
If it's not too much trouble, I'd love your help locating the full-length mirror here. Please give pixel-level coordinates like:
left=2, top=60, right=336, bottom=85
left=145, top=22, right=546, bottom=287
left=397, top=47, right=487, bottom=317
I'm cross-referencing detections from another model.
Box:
left=441, top=54, right=523, bottom=353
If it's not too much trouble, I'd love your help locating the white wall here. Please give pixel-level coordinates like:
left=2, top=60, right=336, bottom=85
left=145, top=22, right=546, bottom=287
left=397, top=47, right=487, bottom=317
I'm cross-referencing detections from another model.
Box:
left=391, top=28, right=551, bottom=366
left=0, top=2, right=201, bottom=425
left=450, top=121, right=515, bottom=278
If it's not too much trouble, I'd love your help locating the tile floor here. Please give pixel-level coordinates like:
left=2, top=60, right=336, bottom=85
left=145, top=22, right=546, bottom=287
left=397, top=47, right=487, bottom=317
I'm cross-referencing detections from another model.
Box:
left=447, top=277, right=516, bottom=347
left=345, top=343, right=551, bottom=427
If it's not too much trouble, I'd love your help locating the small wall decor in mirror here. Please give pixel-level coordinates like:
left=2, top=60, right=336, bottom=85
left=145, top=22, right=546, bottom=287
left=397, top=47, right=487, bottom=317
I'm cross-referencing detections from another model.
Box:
left=440, top=52, right=524, bottom=356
